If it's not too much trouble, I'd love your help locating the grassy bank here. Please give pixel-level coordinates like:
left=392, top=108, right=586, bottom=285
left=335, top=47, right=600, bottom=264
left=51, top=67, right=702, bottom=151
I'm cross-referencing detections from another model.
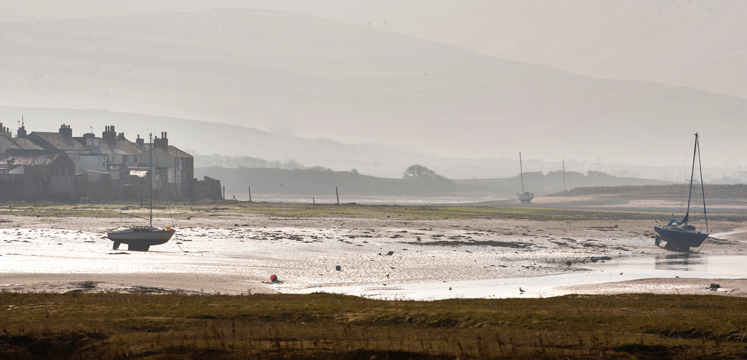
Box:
left=1, top=292, right=746, bottom=359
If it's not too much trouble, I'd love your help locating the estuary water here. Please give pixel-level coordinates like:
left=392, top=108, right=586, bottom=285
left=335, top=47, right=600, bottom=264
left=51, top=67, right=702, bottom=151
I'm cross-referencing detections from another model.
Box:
left=287, top=254, right=747, bottom=300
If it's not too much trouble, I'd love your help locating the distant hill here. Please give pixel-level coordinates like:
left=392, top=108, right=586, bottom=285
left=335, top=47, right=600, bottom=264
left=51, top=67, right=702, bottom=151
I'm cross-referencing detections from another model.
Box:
left=550, top=184, right=747, bottom=200
left=0, top=9, right=746, bottom=170
left=454, top=171, right=671, bottom=198
left=196, top=166, right=456, bottom=198
left=0, top=106, right=529, bottom=179
left=196, top=166, right=669, bottom=200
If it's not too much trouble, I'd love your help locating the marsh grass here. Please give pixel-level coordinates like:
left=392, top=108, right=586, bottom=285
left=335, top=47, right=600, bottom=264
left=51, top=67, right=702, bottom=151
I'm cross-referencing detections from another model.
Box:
left=2, top=200, right=745, bottom=222
left=197, top=202, right=747, bottom=222
left=1, top=292, right=746, bottom=359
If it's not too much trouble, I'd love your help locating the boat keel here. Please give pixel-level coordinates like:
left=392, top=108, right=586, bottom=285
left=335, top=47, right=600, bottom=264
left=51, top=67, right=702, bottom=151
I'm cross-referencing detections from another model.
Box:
left=127, top=243, right=151, bottom=251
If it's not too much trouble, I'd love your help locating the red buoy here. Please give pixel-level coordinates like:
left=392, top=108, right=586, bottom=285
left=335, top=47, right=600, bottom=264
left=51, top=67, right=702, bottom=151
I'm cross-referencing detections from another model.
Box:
left=270, top=274, right=278, bottom=283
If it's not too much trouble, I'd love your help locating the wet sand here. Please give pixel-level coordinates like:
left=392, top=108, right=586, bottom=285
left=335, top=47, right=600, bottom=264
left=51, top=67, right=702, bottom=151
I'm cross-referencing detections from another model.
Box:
left=555, top=278, right=747, bottom=297
left=1, top=198, right=746, bottom=298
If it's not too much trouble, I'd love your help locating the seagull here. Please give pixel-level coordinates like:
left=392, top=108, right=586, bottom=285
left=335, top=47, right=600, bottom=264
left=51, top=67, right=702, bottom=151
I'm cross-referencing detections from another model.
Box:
left=619, top=272, right=623, bottom=275
left=519, top=287, right=525, bottom=294
left=449, top=287, right=452, bottom=291
left=675, top=276, right=680, bottom=278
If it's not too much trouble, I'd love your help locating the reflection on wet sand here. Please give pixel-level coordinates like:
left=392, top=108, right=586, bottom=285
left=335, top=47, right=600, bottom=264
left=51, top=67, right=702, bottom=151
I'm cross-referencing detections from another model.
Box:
left=654, top=253, right=705, bottom=271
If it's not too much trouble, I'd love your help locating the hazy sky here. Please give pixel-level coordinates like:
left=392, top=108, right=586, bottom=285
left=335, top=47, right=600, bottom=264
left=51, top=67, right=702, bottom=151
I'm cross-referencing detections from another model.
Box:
left=1, top=0, right=745, bottom=170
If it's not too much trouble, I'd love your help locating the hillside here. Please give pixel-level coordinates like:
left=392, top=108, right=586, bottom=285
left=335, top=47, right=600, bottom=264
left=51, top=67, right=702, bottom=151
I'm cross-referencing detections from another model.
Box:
left=551, top=184, right=747, bottom=201
left=0, top=9, right=746, bottom=169
left=2, top=1, right=745, bottom=100
left=455, top=171, right=671, bottom=198
left=196, top=166, right=669, bottom=200
left=196, top=166, right=456, bottom=199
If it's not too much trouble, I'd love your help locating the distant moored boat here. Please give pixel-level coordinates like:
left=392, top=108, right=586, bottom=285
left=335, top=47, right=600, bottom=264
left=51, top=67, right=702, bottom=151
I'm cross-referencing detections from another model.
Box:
left=517, top=152, right=534, bottom=203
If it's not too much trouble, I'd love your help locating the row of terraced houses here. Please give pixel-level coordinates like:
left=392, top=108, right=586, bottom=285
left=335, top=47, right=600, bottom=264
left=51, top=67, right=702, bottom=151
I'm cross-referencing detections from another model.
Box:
left=0, top=123, right=221, bottom=201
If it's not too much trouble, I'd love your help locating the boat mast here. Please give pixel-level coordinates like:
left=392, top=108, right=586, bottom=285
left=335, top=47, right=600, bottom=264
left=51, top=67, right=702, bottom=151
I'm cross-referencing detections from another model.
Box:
left=684, top=133, right=698, bottom=225
left=696, top=134, right=709, bottom=232
left=149, top=133, right=153, bottom=228
left=519, top=152, right=525, bottom=193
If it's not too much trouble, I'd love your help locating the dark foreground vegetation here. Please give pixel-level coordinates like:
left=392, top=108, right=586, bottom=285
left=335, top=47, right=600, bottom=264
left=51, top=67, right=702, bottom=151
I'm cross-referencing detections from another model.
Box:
left=2, top=292, right=746, bottom=359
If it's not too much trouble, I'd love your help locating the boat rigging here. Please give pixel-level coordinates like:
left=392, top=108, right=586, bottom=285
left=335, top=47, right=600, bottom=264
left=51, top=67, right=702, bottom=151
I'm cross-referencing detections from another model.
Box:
left=653, top=133, right=709, bottom=251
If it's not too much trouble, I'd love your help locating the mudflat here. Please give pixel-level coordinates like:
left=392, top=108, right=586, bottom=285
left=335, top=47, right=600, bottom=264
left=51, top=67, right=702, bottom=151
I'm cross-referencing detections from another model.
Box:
left=1, top=193, right=745, bottom=298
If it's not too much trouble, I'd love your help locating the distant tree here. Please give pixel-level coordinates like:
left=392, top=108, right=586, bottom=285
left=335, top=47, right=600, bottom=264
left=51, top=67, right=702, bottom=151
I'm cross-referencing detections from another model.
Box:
left=307, top=165, right=332, bottom=172
left=403, top=165, right=448, bottom=182
left=282, top=159, right=304, bottom=170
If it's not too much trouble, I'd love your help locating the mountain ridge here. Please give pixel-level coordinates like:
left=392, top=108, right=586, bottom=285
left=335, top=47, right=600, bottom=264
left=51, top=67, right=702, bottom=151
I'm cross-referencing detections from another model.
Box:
left=0, top=9, right=745, bottom=169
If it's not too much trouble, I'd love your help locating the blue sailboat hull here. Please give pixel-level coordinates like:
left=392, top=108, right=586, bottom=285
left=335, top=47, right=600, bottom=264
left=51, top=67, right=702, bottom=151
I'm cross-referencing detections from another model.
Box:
left=654, top=226, right=708, bottom=249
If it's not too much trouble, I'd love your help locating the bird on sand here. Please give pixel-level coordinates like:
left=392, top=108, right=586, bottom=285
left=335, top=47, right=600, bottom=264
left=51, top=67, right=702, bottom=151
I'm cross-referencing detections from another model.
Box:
left=449, top=287, right=452, bottom=291
left=519, top=287, right=525, bottom=294
left=619, top=272, right=623, bottom=275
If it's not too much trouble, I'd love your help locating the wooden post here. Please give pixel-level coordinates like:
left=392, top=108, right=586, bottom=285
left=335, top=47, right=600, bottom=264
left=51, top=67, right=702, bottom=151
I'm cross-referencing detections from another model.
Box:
left=313, top=197, right=315, bottom=205
left=248, top=187, right=252, bottom=202
left=336, top=187, right=339, bottom=205
left=222, top=186, right=226, bottom=201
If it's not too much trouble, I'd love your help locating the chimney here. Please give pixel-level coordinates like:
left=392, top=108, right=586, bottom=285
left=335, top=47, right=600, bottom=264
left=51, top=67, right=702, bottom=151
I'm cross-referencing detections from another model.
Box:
left=0, top=123, right=9, bottom=135
left=136, top=134, right=145, bottom=148
left=153, top=131, right=169, bottom=151
left=59, top=124, right=72, bottom=137
left=16, top=124, right=26, bottom=138
left=102, top=125, right=116, bottom=143
left=16, top=117, right=26, bottom=138
left=117, top=132, right=126, bottom=140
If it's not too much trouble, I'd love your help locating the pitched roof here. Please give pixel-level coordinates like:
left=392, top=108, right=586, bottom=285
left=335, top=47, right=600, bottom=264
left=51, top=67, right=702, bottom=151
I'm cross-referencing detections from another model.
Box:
left=115, top=139, right=145, bottom=156
left=13, top=137, right=45, bottom=150
left=5, top=150, right=70, bottom=166
left=0, top=134, right=21, bottom=153
left=29, top=132, right=87, bottom=151
left=168, top=145, right=193, bottom=158
left=73, top=137, right=144, bottom=156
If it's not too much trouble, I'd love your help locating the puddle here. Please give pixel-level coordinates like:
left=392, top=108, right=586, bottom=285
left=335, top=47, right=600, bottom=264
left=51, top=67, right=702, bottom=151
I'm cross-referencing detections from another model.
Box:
left=287, top=254, right=747, bottom=300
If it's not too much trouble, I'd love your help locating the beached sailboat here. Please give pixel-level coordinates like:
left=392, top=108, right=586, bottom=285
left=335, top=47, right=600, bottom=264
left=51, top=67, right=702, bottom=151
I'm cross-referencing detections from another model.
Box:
left=517, top=152, right=534, bottom=203
left=654, top=133, right=709, bottom=251
left=108, top=133, right=175, bottom=251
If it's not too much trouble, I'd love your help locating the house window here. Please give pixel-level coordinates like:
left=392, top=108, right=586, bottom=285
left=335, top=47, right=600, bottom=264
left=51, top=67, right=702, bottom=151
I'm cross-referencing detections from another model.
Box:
left=93, top=139, right=99, bottom=146
left=86, top=138, right=92, bottom=146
